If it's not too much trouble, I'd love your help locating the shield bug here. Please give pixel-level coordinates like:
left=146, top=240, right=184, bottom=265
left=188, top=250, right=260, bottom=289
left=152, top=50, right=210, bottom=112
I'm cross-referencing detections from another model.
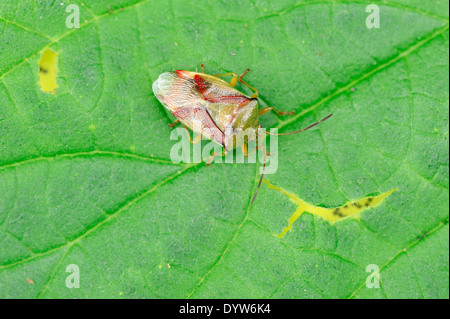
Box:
left=152, top=64, right=332, bottom=203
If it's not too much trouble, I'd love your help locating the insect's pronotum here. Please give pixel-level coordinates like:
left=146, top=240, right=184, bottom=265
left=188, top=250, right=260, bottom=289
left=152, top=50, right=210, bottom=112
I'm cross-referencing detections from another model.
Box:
left=152, top=64, right=332, bottom=204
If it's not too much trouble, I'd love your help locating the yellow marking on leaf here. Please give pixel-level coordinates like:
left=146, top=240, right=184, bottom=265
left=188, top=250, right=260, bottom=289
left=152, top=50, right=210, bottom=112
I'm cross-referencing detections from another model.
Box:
left=263, top=180, right=396, bottom=238
left=39, top=49, right=58, bottom=93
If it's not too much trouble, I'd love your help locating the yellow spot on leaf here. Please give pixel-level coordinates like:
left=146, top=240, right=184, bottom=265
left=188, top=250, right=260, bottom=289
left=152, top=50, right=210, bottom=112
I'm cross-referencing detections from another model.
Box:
left=263, top=180, right=396, bottom=238
left=39, top=49, right=58, bottom=93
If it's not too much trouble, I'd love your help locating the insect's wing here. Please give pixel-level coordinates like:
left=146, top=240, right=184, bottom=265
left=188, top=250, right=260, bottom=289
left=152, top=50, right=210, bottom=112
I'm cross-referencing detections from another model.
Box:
left=172, top=105, right=225, bottom=146
left=152, top=71, right=225, bottom=146
left=190, top=73, right=258, bottom=132
left=152, top=71, right=201, bottom=112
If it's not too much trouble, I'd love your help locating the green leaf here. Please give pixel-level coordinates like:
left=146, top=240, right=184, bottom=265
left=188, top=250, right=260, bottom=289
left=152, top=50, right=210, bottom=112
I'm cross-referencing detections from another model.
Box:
left=0, top=0, right=448, bottom=298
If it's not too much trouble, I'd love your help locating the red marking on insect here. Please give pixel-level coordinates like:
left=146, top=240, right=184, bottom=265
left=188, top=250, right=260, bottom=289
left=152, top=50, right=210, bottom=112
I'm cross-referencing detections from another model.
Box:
left=194, top=74, right=209, bottom=94
left=153, top=65, right=333, bottom=204
left=173, top=106, right=225, bottom=146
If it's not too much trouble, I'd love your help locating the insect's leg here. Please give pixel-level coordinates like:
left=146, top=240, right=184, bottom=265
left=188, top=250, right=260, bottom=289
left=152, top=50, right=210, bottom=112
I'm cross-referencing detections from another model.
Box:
left=212, top=68, right=258, bottom=97
left=212, top=72, right=239, bottom=87
left=238, top=68, right=250, bottom=80
left=241, top=143, right=258, bottom=158
left=206, top=149, right=226, bottom=166
left=206, top=153, right=219, bottom=166
left=254, top=138, right=271, bottom=156
left=168, top=119, right=180, bottom=128
left=259, top=107, right=295, bottom=116
left=235, top=69, right=259, bottom=98
left=250, top=141, right=269, bottom=205
left=241, top=143, right=248, bottom=157
left=239, top=78, right=259, bottom=98
left=261, top=145, right=271, bottom=157
left=191, top=134, right=202, bottom=144
left=182, top=125, right=202, bottom=144
left=214, top=68, right=258, bottom=97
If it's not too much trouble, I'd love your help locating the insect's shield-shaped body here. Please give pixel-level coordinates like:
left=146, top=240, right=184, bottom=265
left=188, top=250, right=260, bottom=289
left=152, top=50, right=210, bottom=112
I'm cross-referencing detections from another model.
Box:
left=153, top=67, right=332, bottom=204
left=152, top=70, right=259, bottom=151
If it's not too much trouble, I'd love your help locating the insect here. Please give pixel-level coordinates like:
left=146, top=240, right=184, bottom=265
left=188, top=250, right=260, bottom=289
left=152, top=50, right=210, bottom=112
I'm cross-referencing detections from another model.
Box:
left=152, top=64, right=332, bottom=204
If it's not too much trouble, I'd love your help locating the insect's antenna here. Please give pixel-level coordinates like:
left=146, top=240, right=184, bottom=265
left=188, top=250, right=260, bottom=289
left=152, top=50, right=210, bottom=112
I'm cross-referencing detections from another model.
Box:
left=266, top=113, right=333, bottom=136
left=250, top=142, right=267, bottom=205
